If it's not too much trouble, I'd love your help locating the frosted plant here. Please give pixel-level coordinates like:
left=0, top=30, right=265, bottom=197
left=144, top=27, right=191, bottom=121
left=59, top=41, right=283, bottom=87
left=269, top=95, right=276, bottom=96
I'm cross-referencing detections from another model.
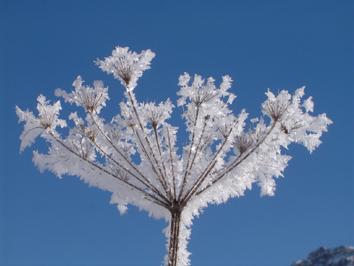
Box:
left=16, top=46, right=332, bottom=266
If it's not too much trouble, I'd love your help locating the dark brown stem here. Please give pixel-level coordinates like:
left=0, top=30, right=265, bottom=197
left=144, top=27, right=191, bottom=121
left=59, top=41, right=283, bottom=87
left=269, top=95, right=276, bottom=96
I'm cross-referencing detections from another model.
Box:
left=167, top=208, right=181, bottom=266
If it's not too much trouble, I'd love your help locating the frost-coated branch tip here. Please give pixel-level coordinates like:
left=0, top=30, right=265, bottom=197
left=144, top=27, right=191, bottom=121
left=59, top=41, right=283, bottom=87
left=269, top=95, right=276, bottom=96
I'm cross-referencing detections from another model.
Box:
left=95, top=46, right=155, bottom=91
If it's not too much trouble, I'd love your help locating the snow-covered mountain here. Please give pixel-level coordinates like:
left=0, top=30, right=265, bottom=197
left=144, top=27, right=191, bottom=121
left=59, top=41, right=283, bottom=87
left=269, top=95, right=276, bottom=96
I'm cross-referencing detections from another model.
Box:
left=292, top=246, right=354, bottom=266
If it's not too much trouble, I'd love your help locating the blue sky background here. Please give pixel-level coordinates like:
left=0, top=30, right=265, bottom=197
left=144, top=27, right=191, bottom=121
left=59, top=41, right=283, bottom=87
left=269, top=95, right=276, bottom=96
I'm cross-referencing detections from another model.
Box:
left=0, top=1, right=353, bottom=265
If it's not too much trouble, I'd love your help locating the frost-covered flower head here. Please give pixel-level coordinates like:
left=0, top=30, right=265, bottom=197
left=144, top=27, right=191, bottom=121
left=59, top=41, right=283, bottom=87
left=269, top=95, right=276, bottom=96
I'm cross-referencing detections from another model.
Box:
left=177, top=73, right=236, bottom=106
left=139, top=100, right=174, bottom=128
left=16, top=95, right=66, bottom=152
left=234, top=132, right=254, bottom=154
left=55, top=76, right=109, bottom=114
left=96, top=46, right=155, bottom=91
left=262, top=89, right=291, bottom=121
left=35, top=95, right=66, bottom=130
left=16, top=45, right=332, bottom=266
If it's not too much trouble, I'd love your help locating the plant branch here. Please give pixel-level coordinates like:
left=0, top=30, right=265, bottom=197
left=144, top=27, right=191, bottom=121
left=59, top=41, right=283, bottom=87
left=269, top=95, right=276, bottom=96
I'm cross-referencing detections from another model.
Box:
left=126, top=90, right=171, bottom=197
left=166, top=126, right=177, bottom=199
left=153, top=125, right=172, bottom=197
left=195, top=121, right=278, bottom=197
left=131, top=125, right=171, bottom=198
left=179, top=117, right=208, bottom=200
left=91, top=137, right=170, bottom=205
left=178, top=104, right=200, bottom=200
left=47, top=131, right=169, bottom=209
left=182, top=122, right=235, bottom=204
left=89, top=114, right=169, bottom=203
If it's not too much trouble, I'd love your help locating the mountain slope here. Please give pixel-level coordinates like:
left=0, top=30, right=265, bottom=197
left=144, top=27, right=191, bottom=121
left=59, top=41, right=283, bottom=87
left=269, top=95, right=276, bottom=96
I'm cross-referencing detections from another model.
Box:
left=292, top=246, right=354, bottom=266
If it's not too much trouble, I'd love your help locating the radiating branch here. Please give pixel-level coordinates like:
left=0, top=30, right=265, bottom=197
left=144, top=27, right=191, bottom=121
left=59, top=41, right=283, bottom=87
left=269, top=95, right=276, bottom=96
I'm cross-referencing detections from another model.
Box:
left=195, top=121, right=278, bottom=197
left=91, top=137, right=170, bottom=205
left=126, top=90, right=171, bottom=198
left=194, top=101, right=291, bottom=198
left=131, top=124, right=171, bottom=198
left=90, top=114, right=170, bottom=203
left=179, top=116, right=208, bottom=199
left=166, top=127, right=177, bottom=199
left=47, top=130, right=169, bottom=209
left=182, top=122, right=235, bottom=204
left=153, top=125, right=171, bottom=195
left=178, top=104, right=200, bottom=200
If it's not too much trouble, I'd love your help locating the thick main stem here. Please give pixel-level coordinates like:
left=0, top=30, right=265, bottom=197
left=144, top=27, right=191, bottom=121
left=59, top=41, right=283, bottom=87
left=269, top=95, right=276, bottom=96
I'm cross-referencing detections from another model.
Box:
left=168, top=209, right=181, bottom=266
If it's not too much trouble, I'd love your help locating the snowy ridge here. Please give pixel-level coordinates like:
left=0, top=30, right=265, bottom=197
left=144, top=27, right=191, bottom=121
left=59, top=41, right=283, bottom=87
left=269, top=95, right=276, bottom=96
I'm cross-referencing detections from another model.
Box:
left=292, top=246, right=354, bottom=266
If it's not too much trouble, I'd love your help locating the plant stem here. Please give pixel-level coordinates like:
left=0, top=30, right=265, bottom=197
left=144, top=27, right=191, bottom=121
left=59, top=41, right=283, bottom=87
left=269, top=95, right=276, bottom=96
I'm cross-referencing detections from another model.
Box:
left=168, top=209, right=181, bottom=266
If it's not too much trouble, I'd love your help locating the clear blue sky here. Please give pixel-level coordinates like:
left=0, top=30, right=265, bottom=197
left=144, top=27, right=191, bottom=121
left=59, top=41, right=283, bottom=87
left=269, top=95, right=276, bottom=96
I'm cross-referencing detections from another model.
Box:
left=0, top=1, right=353, bottom=265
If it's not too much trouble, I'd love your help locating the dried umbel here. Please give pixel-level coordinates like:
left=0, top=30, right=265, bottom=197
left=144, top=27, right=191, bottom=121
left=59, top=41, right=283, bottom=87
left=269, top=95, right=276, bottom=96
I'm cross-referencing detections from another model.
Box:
left=16, top=46, right=332, bottom=266
left=234, top=133, right=254, bottom=154
left=95, top=46, right=155, bottom=91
